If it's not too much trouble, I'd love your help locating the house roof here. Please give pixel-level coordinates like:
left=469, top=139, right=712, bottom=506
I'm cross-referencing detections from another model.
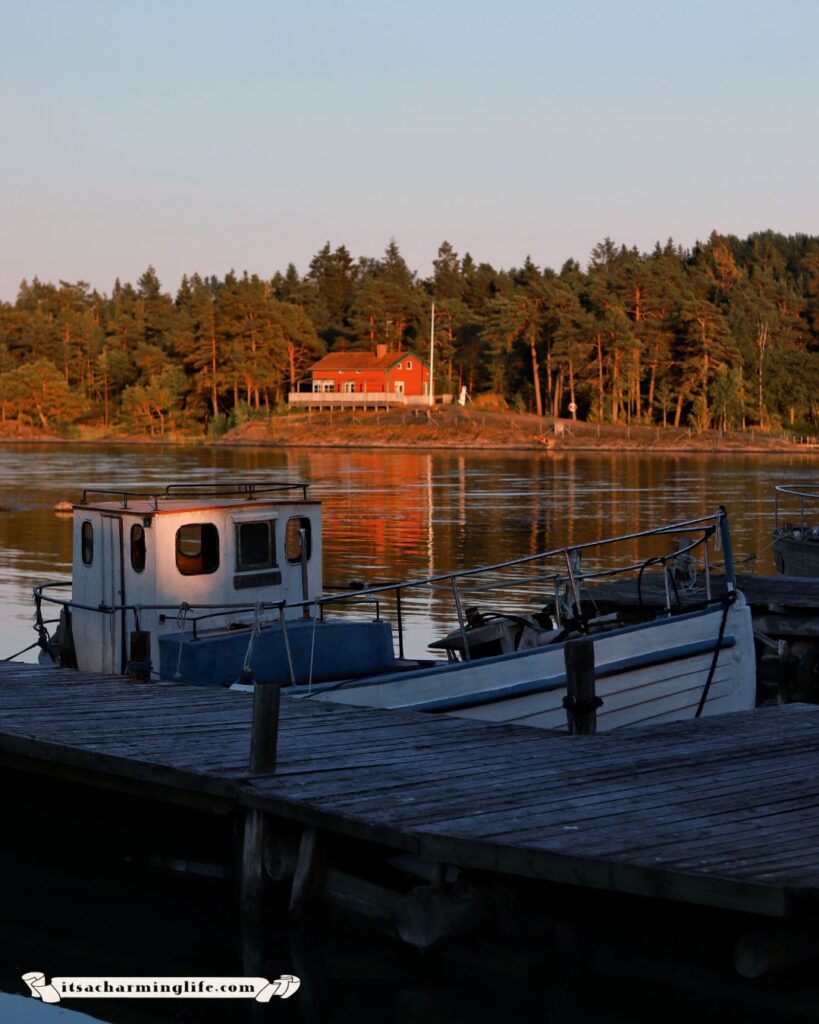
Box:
left=308, top=350, right=428, bottom=374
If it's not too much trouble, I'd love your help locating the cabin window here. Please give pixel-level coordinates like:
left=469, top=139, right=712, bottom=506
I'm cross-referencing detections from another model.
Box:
left=285, top=517, right=312, bottom=563
left=342, top=381, right=356, bottom=393
left=236, top=520, right=276, bottom=572
left=130, top=524, right=146, bottom=573
left=176, top=523, right=220, bottom=576
left=406, top=359, right=413, bottom=369
left=81, top=521, right=94, bottom=566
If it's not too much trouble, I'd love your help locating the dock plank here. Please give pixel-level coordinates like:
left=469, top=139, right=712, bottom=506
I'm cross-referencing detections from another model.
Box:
left=586, top=573, right=819, bottom=611
left=2, top=662, right=819, bottom=919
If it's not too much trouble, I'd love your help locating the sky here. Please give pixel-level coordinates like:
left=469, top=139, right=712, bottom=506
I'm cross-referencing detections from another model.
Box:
left=1, top=0, right=817, bottom=301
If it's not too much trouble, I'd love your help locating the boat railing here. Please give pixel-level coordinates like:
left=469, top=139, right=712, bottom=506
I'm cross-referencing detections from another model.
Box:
left=317, top=508, right=732, bottom=605
left=33, top=508, right=734, bottom=669
left=774, top=484, right=819, bottom=533
left=79, top=480, right=311, bottom=509
left=454, top=530, right=711, bottom=594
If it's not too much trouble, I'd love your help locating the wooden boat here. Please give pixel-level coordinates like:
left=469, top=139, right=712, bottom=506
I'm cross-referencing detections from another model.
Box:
left=33, top=483, right=756, bottom=733
left=773, top=484, right=819, bottom=577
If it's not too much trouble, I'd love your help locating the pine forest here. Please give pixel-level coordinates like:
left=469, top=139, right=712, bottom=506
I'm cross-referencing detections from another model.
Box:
left=1, top=230, right=818, bottom=439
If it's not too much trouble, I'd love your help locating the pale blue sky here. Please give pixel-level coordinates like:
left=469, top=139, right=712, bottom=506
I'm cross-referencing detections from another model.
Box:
left=1, top=0, right=817, bottom=300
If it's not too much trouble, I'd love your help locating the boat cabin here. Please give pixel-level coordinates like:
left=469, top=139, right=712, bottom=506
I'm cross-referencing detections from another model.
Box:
left=68, top=483, right=321, bottom=675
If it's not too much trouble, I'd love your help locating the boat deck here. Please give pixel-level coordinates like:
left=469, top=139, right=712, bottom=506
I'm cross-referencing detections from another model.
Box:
left=1, top=661, right=819, bottom=919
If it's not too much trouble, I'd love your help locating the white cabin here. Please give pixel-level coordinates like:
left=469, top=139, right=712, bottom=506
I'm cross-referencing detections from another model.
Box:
left=69, top=483, right=321, bottom=675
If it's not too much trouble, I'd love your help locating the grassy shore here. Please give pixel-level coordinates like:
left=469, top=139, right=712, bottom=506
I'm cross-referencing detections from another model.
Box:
left=219, top=406, right=816, bottom=454
left=0, top=407, right=815, bottom=453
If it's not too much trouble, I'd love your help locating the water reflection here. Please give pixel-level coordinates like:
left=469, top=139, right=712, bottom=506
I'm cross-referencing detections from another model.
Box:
left=0, top=444, right=815, bottom=663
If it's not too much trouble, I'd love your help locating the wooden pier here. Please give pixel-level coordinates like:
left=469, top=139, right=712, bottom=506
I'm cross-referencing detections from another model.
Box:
left=2, top=660, right=819, bottom=936
left=585, top=572, right=819, bottom=613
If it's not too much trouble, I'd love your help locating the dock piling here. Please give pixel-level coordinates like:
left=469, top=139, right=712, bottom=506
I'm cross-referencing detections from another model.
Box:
left=250, top=681, right=280, bottom=774
left=240, top=810, right=270, bottom=916
left=242, top=681, right=280, bottom=916
left=127, top=630, right=152, bottom=683
left=289, top=827, right=322, bottom=915
left=562, top=637, right=600, bottom=735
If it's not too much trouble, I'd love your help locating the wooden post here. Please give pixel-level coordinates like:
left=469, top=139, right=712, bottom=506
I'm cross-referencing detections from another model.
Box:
left=250, top=682, right=280, bottom=775
left=289, top=826, right=323, bottom=916
left=563, top=637, right=600, bottom=735
left=241, top=682, right=280, bottom=917
left=240, top=810, right=268, bottom=917
left=128, top=630, right=151, bottom=683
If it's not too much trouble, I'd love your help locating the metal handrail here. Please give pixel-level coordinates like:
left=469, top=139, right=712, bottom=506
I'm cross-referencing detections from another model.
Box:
left=435, top=529, right=714, bottom=596
left=314, top=511, right=729, bottom=607
left=774, top=484, right=819, bottom=532
left=79, top=480, right=311, bottom=509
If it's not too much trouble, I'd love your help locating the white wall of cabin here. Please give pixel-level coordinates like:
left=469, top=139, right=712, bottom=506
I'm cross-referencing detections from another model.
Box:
left=69, top=500, right=322, bottom=677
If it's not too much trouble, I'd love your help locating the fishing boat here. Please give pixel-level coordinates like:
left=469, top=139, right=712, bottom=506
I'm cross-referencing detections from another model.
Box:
left=773, top=484, right=819, bottom=576
left=33, top=482, right=757, bottom=732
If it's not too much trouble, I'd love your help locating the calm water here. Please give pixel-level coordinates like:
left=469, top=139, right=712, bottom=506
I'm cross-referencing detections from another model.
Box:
left=0, top=443, right=817, bottom=1024
left=0, top=442, right=815, bottom=662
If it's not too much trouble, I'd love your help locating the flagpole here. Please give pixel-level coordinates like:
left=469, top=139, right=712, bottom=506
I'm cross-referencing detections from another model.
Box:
left=429, top=301, right=435, bottom=407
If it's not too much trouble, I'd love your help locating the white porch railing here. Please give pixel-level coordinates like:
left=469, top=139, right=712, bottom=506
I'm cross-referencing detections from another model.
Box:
left=287, top=392, right=453, bottom=409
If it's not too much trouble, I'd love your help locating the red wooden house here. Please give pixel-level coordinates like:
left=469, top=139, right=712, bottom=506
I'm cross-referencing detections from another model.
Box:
left=297, top=345, right=431, bottom=400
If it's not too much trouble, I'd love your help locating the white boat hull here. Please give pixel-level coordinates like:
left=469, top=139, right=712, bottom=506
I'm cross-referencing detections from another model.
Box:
left=773, top=534, right=819, bottom=577
left=314, top=594, right=756, bottom=732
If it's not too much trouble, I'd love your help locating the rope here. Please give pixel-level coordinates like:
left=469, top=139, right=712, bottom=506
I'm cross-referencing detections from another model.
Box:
left=278, top=605, right=297, bottom=686
left=307, top=606, right=318, bottom=695
left=240, top=603, right=263, bottom=680
left=561, top=695, right=604, bottom=714
left=173, top=602, right=190, bottom=681
left=673, top=551, right=698, bottom=592
left=750, top=535, right=776, bottom=562
left=2, top=639, right=41, bottom=662
left=664, top=559, right=682, bottom=608
left=694, top=590, right=736, bottom=719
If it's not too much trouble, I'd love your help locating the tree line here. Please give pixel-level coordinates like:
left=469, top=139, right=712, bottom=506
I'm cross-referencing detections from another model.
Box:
left=1, top=230, right=818, bottom=436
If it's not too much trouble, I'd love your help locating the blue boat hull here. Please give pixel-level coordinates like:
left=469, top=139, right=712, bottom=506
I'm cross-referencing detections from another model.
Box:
left=159, top=618, right=396, bottom=687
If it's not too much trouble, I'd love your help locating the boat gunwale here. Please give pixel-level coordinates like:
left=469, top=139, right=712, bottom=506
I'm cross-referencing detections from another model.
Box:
left=305, top=597, right=744, bottom=696
left=384, top=633, right=740, bottom=712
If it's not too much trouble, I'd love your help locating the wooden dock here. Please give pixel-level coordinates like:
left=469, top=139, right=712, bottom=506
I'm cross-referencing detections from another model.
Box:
left=586, top=572, right=819, bottom=613
left=2, top=660, right=819, bottom=933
